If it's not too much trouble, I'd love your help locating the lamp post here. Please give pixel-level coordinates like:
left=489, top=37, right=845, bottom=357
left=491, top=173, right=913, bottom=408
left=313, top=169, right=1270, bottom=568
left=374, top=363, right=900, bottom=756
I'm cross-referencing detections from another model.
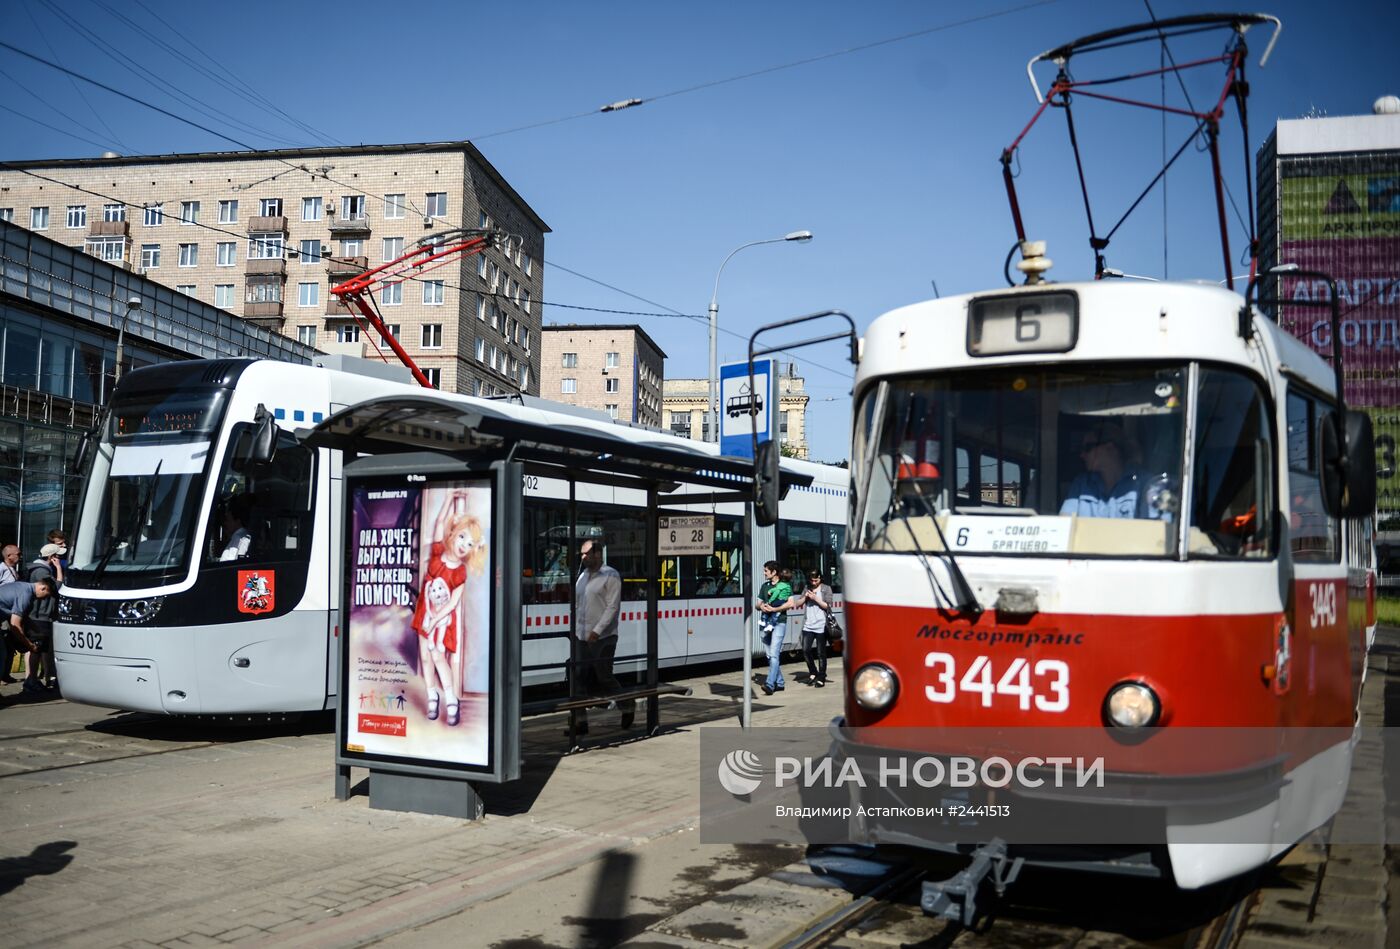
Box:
left=112, top=295, right=141, bottom=398
left=707, top=230, right=812, bottom=442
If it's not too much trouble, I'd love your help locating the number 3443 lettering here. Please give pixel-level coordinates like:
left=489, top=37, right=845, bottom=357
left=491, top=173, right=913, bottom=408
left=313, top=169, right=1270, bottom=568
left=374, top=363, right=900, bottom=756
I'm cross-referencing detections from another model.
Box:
left=925, top=652, right=1068, bottom=712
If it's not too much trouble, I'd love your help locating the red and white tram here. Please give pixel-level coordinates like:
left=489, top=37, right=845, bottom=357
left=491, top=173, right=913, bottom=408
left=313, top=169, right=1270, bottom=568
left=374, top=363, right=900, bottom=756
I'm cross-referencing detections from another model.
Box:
left=833, top=276, right=1377, bottom=889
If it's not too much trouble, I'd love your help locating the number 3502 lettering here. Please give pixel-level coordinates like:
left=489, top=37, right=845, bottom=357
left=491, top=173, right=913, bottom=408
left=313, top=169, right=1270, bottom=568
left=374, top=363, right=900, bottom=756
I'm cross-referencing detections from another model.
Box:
left=69, top=630, right=103, bottom=650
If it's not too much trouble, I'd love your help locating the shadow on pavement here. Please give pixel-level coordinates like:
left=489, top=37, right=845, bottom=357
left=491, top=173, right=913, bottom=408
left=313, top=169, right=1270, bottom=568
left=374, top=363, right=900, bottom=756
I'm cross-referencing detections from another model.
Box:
left=0, top=841, right=76, bottom=897
left=86, top=709, right=336, bottom=744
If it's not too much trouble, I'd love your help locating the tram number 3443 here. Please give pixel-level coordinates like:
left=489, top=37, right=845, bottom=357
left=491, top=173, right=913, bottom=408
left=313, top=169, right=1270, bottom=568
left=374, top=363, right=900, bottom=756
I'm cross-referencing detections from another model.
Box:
left=68, top=630, right=104, bottom=651
left=925, top=653, right=1069, bottom=712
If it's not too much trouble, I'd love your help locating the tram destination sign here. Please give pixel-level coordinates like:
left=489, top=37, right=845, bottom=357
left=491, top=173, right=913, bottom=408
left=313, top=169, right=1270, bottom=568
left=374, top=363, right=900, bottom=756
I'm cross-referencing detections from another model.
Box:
left=659, top=515, right=714, bottom=555
left=945, top=514, right=1071, bottom=554
left=967, top=290, right=1078, bottom=356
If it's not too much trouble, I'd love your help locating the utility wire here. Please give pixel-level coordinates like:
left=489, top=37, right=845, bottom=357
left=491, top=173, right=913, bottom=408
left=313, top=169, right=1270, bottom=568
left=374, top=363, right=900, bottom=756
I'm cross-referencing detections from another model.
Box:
left=20, top=1, right=128, bottom=151
left=0, top=103, right=116, bottom=153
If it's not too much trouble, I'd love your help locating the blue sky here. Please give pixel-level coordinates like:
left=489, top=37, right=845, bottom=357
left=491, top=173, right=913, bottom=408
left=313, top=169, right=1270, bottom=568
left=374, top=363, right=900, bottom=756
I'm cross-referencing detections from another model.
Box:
left=2, top=0, right=1396, bottom=462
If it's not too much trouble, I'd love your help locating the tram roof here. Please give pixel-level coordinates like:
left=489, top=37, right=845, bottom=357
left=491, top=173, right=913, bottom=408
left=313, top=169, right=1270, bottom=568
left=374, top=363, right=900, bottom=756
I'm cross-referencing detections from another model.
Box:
left=301, top=393, right=813, bottom=493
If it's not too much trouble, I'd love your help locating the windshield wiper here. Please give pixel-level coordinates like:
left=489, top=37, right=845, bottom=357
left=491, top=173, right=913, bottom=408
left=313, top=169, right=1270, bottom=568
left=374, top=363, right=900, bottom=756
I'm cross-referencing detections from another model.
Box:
left=92, top=461, right=162, bottom=584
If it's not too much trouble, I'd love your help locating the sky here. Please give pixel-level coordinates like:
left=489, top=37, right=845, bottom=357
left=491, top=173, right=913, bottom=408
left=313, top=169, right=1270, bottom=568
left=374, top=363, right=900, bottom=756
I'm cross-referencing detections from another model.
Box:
left=2, top=0, right=1397, bottom=462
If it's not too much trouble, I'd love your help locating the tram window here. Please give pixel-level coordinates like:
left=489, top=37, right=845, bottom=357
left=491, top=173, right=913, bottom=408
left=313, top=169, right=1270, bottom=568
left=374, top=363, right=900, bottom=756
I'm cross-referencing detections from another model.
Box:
left=522, top=501, right=571, bottom=605
left=1286, top=391, right=1339, bottom=563
left=1189, top=369, right=1274, bottom=559
left=776, top=519, right=844, bottom=592
left=206, top=427, right=314, bottom=564
left=576, top=510, right=649, bottom=601
left=677, top=514, right=743, bottom=597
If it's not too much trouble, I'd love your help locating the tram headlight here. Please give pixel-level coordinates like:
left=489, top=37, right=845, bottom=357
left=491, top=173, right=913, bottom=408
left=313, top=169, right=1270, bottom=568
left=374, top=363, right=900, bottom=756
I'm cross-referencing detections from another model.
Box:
left=57, top=594, right=75, bottom=622
left=115, top=596, right=165, bottom=625
left=1104, top=681, right=1160, bottom=729
left=853, top=663, right=898, bottom=710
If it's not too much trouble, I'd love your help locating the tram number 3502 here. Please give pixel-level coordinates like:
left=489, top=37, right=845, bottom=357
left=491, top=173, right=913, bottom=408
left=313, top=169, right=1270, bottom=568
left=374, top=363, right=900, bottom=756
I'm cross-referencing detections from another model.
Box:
left=925, top=652, right=1069, bottom=712
left=68, top=630, right=104, bottom=651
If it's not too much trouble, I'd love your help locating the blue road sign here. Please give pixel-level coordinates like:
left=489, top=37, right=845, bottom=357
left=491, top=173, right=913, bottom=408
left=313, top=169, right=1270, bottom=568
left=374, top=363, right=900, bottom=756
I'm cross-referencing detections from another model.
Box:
left=720, top=359, right=775, bottom=459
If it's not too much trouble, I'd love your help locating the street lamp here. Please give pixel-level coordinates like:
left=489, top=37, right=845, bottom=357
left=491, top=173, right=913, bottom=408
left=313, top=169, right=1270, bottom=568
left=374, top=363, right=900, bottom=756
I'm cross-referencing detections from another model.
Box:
left=708, top=230, right=813, bottom=443
left=113, top=295, right=141, bottom=396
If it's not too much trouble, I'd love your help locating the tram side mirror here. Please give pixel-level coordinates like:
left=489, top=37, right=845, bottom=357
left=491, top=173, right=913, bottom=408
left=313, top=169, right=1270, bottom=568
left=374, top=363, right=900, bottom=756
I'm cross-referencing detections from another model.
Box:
left=754, top=439, right=780, bottom=527
left=234, top=405, right=279, bottom=472
left=73, top=429, right=93, bottom=475
left=1318, top=410, right=1376, bottom=518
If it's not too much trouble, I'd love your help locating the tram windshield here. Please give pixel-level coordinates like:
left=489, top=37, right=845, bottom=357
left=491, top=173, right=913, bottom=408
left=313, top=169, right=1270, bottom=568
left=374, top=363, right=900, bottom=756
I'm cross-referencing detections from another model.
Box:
left=852, top=364, right=1274, bottom=559
left=68, top=388, right=229, bottom=589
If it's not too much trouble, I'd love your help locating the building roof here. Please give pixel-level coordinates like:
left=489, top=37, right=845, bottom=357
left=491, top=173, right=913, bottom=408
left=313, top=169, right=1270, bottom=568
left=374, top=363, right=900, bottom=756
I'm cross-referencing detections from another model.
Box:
left=542, top=323, right=667, bottom=360
left=2, top=140, right=550, bottom=234
left=1269, top=112, right=1400, bottom=156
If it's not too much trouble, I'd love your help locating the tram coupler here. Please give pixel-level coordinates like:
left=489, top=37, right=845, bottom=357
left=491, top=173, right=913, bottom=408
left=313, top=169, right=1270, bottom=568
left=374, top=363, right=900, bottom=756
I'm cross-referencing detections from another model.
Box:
left=920, top=838, right=1023, bottom=926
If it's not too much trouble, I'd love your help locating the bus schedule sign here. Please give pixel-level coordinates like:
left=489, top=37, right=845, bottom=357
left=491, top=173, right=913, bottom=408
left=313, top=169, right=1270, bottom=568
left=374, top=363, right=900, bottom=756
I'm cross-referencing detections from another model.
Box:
left=659, top=515, right=714, bottom=555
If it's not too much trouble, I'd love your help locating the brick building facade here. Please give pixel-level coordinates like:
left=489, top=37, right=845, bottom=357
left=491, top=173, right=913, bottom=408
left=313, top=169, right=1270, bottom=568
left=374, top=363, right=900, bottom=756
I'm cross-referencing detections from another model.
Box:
left=539, top=325, right=665, bottom=427
left=0, top=141, right=547, bottom=397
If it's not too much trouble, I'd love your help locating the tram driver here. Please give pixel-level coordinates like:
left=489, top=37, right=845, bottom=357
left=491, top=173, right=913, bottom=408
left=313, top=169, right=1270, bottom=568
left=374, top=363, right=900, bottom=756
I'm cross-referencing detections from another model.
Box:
left=216, top=493, right=256, bottom=561
left=1059, top=421, right=1169, bottom=521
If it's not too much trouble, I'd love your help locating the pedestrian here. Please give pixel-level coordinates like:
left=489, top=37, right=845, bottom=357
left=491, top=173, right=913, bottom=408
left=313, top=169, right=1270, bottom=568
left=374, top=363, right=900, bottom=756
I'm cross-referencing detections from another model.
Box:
left=0, top=544, right=21, bottom=585
left=755, top=561, right=794, bottom=695
left=25, top=543, right=65, bottom=691
left=799, top=570, right=833, bottom=687
left=571, top=537, right=631, bottom=735
left=46, top=530, right=69, bottom=572
left=0, top=578, right=53, bottom=689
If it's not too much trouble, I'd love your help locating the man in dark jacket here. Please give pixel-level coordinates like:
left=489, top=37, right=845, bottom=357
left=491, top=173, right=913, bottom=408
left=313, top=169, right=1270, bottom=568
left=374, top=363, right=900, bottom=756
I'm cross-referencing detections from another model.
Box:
left=23, top=544, right=64, bottom=692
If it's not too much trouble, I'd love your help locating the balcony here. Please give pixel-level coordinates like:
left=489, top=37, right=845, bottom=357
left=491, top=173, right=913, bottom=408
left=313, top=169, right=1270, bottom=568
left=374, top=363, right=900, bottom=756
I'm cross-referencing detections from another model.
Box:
left=246, top=256, right=286, bottom=276
left=328, top=213, right=371, bottom=236
left=326, top=255, right=368, bottom=278
left=244, top=300, right=284, bottom=322
left=89, top=219, right=129, bottom=237
left=327, top=295, right=354, bottom=316
left=248, top=215, right=288, bottom=234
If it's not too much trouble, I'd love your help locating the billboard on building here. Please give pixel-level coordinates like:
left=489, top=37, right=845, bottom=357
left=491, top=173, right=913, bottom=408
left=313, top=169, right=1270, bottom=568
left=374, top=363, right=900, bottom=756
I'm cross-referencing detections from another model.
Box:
left=1274, top=150, right=1400, bottom=525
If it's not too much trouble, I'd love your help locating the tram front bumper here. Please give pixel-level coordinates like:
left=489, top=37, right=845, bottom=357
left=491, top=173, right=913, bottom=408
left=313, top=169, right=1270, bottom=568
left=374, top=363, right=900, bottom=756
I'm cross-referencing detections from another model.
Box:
left=55, top=651, right=195, bottom=714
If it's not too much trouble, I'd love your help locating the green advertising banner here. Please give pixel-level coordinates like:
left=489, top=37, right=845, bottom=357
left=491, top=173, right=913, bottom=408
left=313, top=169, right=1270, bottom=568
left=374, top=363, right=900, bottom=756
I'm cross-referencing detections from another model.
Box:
left=1281, top=172, right=1400, bottom=241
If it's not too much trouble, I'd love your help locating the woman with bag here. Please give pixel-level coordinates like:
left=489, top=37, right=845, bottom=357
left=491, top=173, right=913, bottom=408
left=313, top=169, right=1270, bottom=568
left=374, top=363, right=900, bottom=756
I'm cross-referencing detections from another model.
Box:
left=799, top=570, right=833, bottom=687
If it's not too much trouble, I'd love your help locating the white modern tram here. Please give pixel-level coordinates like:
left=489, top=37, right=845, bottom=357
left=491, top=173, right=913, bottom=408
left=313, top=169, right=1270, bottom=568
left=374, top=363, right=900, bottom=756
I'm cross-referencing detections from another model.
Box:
left=54, top=357, right=848, bottom=714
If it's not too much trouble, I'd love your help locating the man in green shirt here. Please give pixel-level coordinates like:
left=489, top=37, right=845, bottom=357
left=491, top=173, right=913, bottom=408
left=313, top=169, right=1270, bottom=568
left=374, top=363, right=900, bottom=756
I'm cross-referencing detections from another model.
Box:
left=755, top=561, right=794, bottom=695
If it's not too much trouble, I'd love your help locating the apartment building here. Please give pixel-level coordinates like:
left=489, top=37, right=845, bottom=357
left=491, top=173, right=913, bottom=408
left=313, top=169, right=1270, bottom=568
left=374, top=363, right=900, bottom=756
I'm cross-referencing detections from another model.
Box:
left=662, top=365, right=811, bottom=458
left=0, top=141, right=548, bottom=397
left=539, top=325, right=665, bottom=427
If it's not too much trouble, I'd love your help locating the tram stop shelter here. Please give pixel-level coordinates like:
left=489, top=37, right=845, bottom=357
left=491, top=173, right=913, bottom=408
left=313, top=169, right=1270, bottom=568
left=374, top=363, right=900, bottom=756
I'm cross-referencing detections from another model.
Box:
left=302, top=393, right=811, bottom=818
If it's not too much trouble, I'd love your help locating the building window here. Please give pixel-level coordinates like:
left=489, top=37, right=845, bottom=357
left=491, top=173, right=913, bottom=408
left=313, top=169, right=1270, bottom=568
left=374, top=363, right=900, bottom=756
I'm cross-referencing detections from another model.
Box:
left=140, top=243, right=161, bottom=269
left=214, top=284, right=235, bottom=308
left=103, top=203, right=126, bottom=223
left=524, top=253, right=532, bottom=276
left=605, top=352, right=620, bottom=369
left=384, top=193, right=405, bottom=219
left=670, top=413, right=692, bottom=438
left=422, top=281, right=444, bottom=305
left=522, top=367, right=531, bottom=390
left=477, top=254, right=488, bottom=278
left=379, top=324, right=400, bottom=346
left=86, top=237, right=126, bottom=262
left=340, top=195, right=365, bottom=220
left=780, top=411, right=790, bottom=441
left=302, top=196, right=321, bottom=221
left=217, top=241, right=237, bottom=266
left=180, top=200, right=199, bottom=225
left=423, top=367, right=441, bottom=388
left=246, top=275, right=282, bottom=303
left=178, top=243, right=199, bottom=267
left=249, top=233, right=284, bottom=259
left=477, top=297, right=487, bottom=321
left=521, top=287, right=531, bottom=314
left=562, top=352, right=578, bottom=368
left=522, top=328, right=530, bottom=353
left=382, top=283, right=402, bottom=306
left=489, top=345, right=499, bottom=370
left=606, top=404, right=619, bottom=419
left=177, top=284, right=196, bottom=296
left=340, top=238, right=363, bottom=257
left=337, top=323, right=360, bottom=343
left=143, top=203, right=163, bottom=226
left=382, top=237, right=403, bottom=261
left=490, top=303, right=500, bottom=330
left=421, top=324, right=443, bottom=348
left=297, top=325, right=316, bottom=346
left=0, top=208, right=14, bottom=223
left=300, top=239, right=321, bottom=264
left=218, top=199, right=238, bottom=223
left=478, top=210, right=490, bottom=229
left=298, top=282, right=319, bottom=307
left=30, top=207, right=49, bottom=230
left=561, top=378, right=577, bottom=394
left=606, top=377, right=619, bottom=393
left=426, top=192, right=447, bottom=217
left=259, top=197, right=283, bottom=216
left=66, top=205, right=87, bottom=229
left=475, top=338, right=486, bottom=362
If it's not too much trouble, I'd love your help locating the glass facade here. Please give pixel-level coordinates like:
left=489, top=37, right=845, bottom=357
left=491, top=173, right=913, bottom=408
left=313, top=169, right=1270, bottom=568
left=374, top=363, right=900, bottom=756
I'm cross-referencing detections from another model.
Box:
left=0, top=219, right=318, bottom=550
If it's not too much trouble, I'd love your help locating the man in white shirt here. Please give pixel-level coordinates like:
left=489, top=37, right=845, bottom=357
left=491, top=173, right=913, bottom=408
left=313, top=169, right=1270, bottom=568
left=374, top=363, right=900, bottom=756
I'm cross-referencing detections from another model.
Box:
left=0, top=544, right=21, bottom=585
left=571, top=538, right=633, bottom=734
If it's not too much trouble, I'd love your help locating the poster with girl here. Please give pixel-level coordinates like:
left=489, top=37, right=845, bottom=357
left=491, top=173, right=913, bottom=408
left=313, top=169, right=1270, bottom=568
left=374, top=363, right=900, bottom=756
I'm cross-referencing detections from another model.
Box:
left=344, top=478, right=493, bottom=769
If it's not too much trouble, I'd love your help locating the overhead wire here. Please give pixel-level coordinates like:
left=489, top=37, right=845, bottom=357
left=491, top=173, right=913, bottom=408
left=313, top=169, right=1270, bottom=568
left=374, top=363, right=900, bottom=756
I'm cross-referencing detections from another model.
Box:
left=19, top=1, right=129, bottom=152
left=0, top=103, right=116, bottom=153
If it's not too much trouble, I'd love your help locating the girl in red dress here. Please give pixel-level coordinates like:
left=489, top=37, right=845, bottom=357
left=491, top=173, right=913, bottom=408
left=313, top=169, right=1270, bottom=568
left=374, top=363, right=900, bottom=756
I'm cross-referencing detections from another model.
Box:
left=413, top=494, right=487, bottom=726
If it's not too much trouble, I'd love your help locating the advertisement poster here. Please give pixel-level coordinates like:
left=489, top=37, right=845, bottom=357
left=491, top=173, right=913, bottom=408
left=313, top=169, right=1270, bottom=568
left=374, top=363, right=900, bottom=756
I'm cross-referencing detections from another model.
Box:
left=344, top=478, right=494, bottom=770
